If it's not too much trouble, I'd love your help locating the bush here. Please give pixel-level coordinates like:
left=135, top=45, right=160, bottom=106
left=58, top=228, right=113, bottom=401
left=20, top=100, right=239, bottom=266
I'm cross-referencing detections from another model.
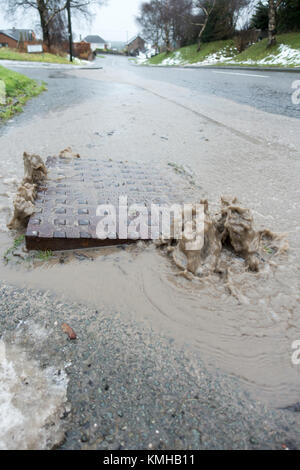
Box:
left=73, top=42, right=93, bottom=60
left=235, top=30, right=260, bottom=53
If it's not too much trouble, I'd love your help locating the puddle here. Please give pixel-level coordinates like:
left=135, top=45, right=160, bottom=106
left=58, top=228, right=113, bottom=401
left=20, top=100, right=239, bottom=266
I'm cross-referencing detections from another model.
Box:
left=0, top=214, right=299, bottom=409
left=1, top=154, right=300, bottom=409
left=0, top=70, right=299, bottom=414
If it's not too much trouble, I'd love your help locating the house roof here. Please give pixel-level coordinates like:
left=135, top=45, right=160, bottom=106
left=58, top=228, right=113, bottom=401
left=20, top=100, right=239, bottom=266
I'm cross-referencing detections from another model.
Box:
left=0, top=28, right=34, bottom=42
left=84, top=35, right=106, bottom=44
left=126, top=35, right=145, bottom=46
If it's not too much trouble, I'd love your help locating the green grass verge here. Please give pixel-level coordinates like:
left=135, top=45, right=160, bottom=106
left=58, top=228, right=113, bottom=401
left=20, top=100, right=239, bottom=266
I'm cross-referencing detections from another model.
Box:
left=146, top=33, right=300, bottom=68
left=0, top=65, right=46, bottom=122
left=147, top=40, right=236, bottom=65
left=227, top=33, right=300, bottom=67
left=0, top=47, right=73, bottom=64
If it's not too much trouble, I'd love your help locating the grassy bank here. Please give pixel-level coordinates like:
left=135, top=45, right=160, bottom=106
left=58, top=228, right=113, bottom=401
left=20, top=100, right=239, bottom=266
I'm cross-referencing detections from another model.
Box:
left=0, top=47, right=72, bottom=64
left=227, top=33, right=300, bottom=67
left=0, top=66, right=46, bottom=122
left=147, top=39, right=237, bottom=66
left=144, top=33, right=300, bottom=68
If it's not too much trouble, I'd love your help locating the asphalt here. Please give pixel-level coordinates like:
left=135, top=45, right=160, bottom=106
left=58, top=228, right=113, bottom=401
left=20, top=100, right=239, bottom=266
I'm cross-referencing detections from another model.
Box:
left=0, top=59, right=102, bottom=70
left=1, top=281, right=300, bottom=450
left=145, top=64, right=300, bottom=73
left=0, top=56, right=300, bottom=450
left=121, top=56, right=300, bottom=119
left=2, top=55, right=300, bottom=120
left=0, top=66, right=108, bottom=130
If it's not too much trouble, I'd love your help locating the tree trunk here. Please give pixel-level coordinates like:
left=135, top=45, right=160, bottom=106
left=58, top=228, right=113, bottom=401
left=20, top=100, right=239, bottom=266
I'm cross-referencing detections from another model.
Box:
left=37, top=1, right=51, bottom=49
left=197, top=17, right=209, bottom=52
left=268, top=0, right=277, bottom=47
left=164, top=27, right=171, bottom=53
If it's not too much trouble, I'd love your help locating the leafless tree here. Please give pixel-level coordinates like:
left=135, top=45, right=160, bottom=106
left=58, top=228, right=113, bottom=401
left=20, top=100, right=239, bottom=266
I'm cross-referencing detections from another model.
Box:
left=193, top=0, right=251, bottom=49
left=136, top=1, right=163, bottom=53
left=1, top=0, right=106, bottom=48
left=137, top=0, right=193, bottom=52
left=137, top=0, right=251, bottom=52
left=192, top=0, right=216, bottom=51
left=157, top=0, right=174, bottom=52
left=170, top=0, right=194, bottom=48
left=48, top=8, right=68, bottom=46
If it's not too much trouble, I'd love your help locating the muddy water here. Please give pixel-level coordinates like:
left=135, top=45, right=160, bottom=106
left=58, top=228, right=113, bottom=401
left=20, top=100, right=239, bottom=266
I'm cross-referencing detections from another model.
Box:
left=0, top=60, right=300, bottom=409
left=0, top=216, right=299, bottom=408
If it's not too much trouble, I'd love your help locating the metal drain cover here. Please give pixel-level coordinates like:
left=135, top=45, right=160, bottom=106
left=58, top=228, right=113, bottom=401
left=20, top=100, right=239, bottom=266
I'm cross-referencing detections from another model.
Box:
left=26, top=157, right=198, bottom=251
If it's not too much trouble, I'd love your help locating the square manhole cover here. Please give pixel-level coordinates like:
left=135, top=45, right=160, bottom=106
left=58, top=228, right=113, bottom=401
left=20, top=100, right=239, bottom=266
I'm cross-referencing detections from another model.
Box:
left=26, top=157, right=198, bottom=251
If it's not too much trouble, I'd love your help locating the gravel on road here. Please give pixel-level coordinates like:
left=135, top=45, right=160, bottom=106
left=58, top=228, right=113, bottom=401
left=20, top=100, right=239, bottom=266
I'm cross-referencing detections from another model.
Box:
left=1, top=281, right=300, bottom=450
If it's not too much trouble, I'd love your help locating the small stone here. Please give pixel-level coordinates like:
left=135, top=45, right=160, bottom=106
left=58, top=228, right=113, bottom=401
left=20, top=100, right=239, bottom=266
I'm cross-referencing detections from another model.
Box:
left=61, top=323, right=77, bottom=340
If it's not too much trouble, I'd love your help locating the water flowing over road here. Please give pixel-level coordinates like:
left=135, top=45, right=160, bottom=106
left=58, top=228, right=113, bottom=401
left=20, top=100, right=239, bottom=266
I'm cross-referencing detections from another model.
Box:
left=0, top=56, right=300, bottom=449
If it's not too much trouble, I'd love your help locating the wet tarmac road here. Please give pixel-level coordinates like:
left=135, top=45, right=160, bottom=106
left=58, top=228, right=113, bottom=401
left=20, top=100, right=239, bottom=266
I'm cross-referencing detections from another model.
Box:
left=0, top=66, right=109, bottom=129
left=106, top=55, right=300, bottom=119
left=2, top=55, right=299, bottom=134
left=0, top=56, right=300, bottom=449
left=2, top=55, right=300, bottom=126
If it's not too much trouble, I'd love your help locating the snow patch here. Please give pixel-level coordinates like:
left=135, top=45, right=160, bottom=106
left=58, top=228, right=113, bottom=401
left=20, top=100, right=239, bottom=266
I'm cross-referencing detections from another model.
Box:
left=0, top=322, right=69, bottom=450
left=144, top=47, right=238, bottom=67
left=141, top=43, right=300, bottom=68
left=188, top=48, right=237, bottom=66
left=161, top=51, right=183, bottom=66
left=136, top=46, right=157, bottom=64
left=228, top=44, right=300, bottom=66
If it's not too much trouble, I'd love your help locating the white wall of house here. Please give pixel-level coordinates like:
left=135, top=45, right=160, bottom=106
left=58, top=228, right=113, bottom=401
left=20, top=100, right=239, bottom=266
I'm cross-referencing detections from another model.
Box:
left=91, top=42, right=112, bottom=51
left=90, top=42, right=105, bottom=51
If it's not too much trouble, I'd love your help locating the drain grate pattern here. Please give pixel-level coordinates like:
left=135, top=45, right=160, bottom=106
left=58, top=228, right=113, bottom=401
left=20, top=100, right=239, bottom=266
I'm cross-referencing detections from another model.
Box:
left=26, top=157, right=198, bottom=251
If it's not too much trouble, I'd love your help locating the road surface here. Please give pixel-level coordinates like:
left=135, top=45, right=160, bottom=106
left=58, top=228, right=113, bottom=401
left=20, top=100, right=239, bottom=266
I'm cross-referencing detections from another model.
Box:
left=0, top=56, right=300, bottom=450
left=106, top=55, right=300, bottom=119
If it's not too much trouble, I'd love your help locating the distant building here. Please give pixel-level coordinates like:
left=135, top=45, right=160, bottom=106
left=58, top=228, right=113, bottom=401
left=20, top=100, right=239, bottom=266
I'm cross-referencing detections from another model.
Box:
left=0, top=28, right=36, bottom=48
left=110, top=41, right=126, bottom=52
left=126, top=36, right=146, bottom=56
left=83, top=35, right=110, bottom=52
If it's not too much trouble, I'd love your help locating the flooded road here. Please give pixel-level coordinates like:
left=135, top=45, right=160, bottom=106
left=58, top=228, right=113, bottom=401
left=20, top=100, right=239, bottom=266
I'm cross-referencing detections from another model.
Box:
left=0, top=56, right=300, bottom=413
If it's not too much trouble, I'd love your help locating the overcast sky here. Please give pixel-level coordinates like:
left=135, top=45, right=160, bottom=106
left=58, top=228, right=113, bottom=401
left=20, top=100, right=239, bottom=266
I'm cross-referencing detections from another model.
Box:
left=0, top=0, right=144, bottom=43
left=0, top=0, right=258, bottom=43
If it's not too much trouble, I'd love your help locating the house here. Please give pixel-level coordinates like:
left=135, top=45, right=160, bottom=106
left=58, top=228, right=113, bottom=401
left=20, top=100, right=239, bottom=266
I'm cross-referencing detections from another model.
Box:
left=0, top=28, right=36, bottom=48
left=83, top=35, right=110, bottom=52
left=126, top=36, right=146, bottom=56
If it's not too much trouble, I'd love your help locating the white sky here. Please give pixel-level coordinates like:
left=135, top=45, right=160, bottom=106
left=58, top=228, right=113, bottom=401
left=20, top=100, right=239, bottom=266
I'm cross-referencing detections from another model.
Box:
left=0, top=0, right=258, bottom=43
left=0, top=0, right=143, bottom=43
